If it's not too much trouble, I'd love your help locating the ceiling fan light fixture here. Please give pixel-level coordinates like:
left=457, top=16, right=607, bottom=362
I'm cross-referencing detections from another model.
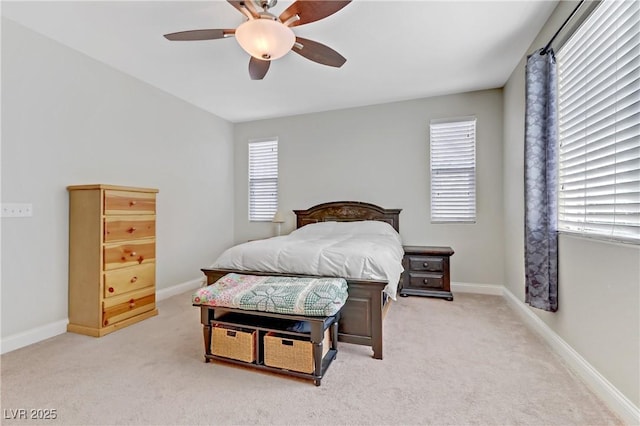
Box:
left=235, top=18, right=295, bottom=61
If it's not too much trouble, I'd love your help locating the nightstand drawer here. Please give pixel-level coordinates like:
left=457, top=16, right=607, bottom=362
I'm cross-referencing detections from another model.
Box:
left=408, top=272, right=444, bottom=290
left=408, top=256, right=444, bottom=272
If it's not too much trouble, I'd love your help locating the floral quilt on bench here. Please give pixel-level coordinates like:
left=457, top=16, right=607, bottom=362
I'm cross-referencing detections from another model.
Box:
left=192, top=273, right=348, bottom=317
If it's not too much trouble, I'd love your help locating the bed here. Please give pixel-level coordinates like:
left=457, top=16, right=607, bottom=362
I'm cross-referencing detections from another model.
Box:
left=201, top=201, right=403, bottom=359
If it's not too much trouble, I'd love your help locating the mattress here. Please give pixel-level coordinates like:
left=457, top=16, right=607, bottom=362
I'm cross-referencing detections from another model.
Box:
left=210, top=220, right=405, bottom=299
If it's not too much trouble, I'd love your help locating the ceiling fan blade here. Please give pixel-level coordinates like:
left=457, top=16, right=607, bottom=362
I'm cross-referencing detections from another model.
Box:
left=227, top=0, right=259, bottom=19
left=292, top=37, right=346, bottom=68
left=279, top=1, right=351, bottom=27
left=164, top=29, right=234, bottom=41
left=249, top=57, right=270, bottom=80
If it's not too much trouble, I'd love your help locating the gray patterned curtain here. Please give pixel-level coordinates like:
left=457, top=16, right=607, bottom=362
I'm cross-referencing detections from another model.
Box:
left=524, top=48, right=558, bottom=312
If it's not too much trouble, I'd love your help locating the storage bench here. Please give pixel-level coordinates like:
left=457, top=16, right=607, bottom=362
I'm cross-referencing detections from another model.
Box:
left=192, top=273, right=347, bottom=386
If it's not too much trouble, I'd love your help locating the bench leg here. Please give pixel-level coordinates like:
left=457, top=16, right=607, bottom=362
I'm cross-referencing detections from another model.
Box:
left=310, top=321, right=323, bottom=376
left=203, top=324, right=212, bottom=362
left=201, top=306, right=213, bottom=363
left=332, top=316, right=339, bottom=354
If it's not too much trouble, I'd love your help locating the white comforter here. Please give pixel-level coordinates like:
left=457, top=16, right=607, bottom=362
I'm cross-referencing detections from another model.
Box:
left=211, top=220, right=405, bottom=300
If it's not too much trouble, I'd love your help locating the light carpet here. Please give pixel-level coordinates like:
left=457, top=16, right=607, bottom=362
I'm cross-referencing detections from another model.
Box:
left=0, top=291, right=621, bottom=425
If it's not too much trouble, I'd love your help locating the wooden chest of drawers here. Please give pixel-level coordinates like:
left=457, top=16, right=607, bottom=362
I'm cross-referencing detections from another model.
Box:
left=400, top=246, right=454, bottom=301
left=67, top=184, right=159, bottom=336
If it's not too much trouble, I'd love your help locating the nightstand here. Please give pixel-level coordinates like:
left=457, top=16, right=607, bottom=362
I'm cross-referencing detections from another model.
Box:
left=400, top=246, right=454, bottom=301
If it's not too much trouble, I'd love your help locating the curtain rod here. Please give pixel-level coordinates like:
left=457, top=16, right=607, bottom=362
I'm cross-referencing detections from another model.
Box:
left=541, top=0, right=585, bottom=55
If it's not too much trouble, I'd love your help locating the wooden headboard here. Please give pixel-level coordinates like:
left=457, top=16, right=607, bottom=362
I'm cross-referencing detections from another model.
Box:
left=293, top=201, right=401, bottom=233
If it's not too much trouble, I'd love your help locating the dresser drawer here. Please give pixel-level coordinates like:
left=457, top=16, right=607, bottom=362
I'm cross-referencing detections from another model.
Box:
left=408, top=256, right=444, bottom=272
left=408, top=272, right=444, bottom=290
left=104, top=240, right=155, bottom=271
left=104, top=190, right=156, bottom=215
left=102, top=288, right=155, bottom=327
left=104, top=263, right=155, bottom=298
left=104, top=216, right=155, bottom=242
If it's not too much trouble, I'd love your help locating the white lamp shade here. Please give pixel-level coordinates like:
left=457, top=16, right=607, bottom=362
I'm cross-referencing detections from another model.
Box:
left=272, top=211, right=286, bottom=223
left=235, top=18, right=295, bottom=60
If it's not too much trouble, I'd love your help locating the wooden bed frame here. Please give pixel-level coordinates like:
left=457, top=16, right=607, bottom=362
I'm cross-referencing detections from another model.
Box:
left=201, top=201, right=402, bottom=360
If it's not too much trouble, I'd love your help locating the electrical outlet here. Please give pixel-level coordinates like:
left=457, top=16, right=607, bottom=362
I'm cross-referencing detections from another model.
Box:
left=1, top=203, right=33, bottom=218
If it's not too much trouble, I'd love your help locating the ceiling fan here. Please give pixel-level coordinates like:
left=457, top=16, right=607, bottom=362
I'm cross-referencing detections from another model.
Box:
left=164, top=0, right=351, bottom=80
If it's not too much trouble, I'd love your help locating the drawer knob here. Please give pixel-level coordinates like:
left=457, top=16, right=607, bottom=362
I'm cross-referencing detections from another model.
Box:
left=137, top=256, right=144, bottom=264
left=127, top=227, right=137, bottom=233
left=130, top=251, right=137, bottom=257
left=129, top=299, right=136, bottom=308
left=130, top=276, right=138, bottom=283
left=129, top=201, right=137, bottom=207
left=423, top=262, right=430, bottom=267
left=423, top=279, right=430, bottom=284
left=108, top=287, right=114, bottom=293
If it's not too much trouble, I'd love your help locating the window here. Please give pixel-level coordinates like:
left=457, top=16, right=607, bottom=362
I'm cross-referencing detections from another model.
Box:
left=430, top=117, right=476, bottom=223
left=248, top=139, right=278, bottom=222
left=557, top=0, right=640, bottom=243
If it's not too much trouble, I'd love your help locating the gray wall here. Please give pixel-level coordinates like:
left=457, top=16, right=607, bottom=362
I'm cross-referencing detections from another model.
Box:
left=502, top=1, right=640, bottom=406
left=233, top=90, right=505, bottom=287
left=1, top=19, right=235, bottom=338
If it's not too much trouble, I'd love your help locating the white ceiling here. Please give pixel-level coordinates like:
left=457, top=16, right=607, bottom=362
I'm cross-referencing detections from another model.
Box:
left=2, top=0, right=558, bottom=123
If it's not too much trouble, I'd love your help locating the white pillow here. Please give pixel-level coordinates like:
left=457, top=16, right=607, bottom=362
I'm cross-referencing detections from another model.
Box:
left=334, top=220, right=396, bottom=235
left=292, top=220, right=397, bottom=237
left=290, top=221, right=338, bottom=235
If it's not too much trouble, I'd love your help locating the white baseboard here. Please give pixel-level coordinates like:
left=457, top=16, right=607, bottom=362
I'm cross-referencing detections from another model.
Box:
left=156, top=277, right=204, bottom=301
left=502, top=287, right=640, bottom=426
left=1, top=319, right=68, bottom=355
left=451, top=281, right=504, bottom=296
left=1, top=277, right=206, bottom=355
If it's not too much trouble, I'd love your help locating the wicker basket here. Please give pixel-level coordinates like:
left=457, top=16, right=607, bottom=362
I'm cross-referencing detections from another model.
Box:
left=263, top=329, right=330, bottom=374
left=211, top=325, right=256, bottom=363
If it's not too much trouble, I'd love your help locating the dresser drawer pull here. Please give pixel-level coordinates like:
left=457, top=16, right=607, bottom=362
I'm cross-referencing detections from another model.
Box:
left=108, top=287, right=114, bottom=293
left=423, top=262, right=430, bottom=268
left=130, top=276, right=138, bottom=283
left=129, top=299, right=136, bottom=308
left=127, top=227, right=137, bottom=233
left=129, top=201, right=137, bottom=207
left=130, top=251, right=137, bottom=257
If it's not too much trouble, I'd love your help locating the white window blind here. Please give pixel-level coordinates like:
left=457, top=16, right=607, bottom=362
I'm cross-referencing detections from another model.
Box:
left=248, top=139, right=278, bottom=222
left=557, top=0, right=640, bottom=243
left=430, top=118, right=477, bottom=223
